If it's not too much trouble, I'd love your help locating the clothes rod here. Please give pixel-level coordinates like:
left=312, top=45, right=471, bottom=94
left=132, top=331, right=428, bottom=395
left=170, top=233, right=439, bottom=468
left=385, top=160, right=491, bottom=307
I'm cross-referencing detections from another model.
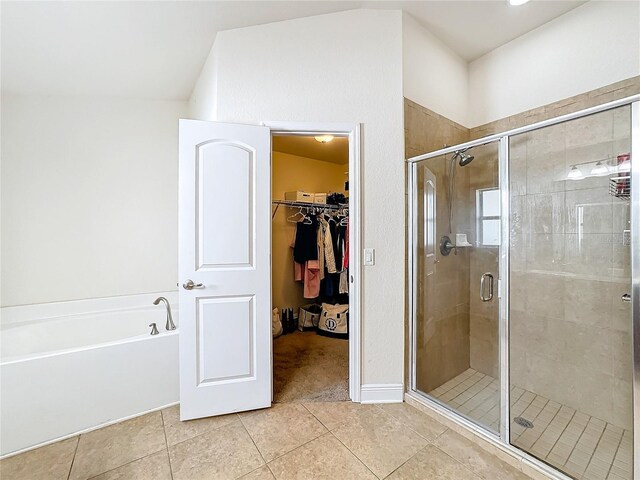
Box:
left=271, top=200, right=348, bottom=218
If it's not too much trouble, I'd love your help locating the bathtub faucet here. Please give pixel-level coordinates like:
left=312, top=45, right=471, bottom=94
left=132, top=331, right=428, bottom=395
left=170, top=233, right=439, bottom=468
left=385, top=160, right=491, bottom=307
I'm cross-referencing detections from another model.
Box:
left=153, top=297, right=176, bottom=331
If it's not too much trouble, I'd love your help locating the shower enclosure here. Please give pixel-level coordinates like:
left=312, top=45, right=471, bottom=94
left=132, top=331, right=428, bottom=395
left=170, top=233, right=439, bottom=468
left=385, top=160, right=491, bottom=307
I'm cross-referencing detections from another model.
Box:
left=408, top=96, right=639, bottom=480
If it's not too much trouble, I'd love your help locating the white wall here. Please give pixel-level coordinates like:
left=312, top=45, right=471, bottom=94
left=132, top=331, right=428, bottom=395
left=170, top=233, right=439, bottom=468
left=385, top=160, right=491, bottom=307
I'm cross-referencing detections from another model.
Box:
left=1, top=94, right=187, bottom=306
left=190, top=9, right=406, bottom=387
left=402, top=12, right=469, bottom=126
left=468, top=1, right=640, bottom=127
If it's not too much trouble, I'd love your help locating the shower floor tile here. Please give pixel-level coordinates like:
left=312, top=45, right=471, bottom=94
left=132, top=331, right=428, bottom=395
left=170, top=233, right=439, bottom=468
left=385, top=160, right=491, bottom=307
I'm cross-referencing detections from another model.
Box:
left=429, top=369, right=631, bottom=480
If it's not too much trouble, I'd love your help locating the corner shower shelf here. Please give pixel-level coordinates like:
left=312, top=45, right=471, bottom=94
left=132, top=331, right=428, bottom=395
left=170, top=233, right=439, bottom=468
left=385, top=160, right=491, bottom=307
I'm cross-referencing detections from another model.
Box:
left=609, top=175, right=630, bottom=200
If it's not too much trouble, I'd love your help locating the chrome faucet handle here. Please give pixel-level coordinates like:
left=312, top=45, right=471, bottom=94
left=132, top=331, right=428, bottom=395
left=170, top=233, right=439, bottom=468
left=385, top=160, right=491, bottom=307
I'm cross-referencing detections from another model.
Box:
left=149, top=323, right=159, bottom=335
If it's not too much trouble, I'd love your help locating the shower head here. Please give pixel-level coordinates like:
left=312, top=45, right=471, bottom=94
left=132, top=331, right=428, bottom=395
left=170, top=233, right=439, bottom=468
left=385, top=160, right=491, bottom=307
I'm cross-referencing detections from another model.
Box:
left=453, top=148, right=474, bottom=167
left=458, top=152, right=474, bottom=166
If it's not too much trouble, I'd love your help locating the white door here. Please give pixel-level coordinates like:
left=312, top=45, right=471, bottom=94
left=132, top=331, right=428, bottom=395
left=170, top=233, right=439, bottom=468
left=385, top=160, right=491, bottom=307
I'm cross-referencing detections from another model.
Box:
left=178, top=119, right=271, bottom=420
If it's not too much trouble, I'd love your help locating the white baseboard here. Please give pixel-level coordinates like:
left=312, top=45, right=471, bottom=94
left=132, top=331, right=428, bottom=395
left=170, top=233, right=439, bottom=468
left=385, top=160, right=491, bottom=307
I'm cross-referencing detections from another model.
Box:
left=360, top=383, right=404, bottom=404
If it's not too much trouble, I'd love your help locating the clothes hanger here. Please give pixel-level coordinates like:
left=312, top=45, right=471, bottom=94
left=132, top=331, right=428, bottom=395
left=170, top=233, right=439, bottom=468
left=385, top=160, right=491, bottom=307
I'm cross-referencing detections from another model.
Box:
left=287, top=207, right=304, bottom=223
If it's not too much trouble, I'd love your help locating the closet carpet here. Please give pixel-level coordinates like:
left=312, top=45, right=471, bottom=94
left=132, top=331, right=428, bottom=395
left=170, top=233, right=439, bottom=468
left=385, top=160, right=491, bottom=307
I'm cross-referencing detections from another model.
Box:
left=273, top=331, right=349, bottom=403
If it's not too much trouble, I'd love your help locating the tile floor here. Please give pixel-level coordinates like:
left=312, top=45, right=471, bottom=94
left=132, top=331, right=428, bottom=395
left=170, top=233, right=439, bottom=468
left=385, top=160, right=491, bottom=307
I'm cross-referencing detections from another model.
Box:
left=0, top=400, right=535, bottom=480
left=429, top=368, right=632, bottom=480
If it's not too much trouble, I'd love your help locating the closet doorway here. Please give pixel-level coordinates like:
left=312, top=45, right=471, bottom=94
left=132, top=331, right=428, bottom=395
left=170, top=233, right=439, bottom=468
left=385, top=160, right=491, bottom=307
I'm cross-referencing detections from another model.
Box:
left=268, top=122, right=361, bottom=403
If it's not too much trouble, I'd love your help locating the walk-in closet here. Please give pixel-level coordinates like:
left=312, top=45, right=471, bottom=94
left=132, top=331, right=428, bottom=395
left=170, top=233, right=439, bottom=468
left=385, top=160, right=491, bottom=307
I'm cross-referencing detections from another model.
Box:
left=271, top=134, right=350, bottom=402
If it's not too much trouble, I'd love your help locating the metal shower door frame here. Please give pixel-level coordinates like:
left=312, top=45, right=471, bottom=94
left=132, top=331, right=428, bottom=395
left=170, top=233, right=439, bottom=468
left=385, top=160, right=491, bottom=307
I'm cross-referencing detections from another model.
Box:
left=407, top=94, right=640, bottom=480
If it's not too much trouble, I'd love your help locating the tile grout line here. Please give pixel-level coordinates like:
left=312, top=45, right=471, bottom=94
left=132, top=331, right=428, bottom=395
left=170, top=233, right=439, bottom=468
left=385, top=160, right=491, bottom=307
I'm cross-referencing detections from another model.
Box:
left=582, top=420, right=608, bottom=479
left=160, top=409, right=174, bottom=480
left=446, top=372, right=491, bottom=406
left=382, top=444, right=430, bottom=479
left=605, top=426, right=625, bottom=480
left=518, top=395, right=551, bottom=448
left=163, top=413, right=240, bottom=449
left=373, top=404, right=448, bottom=442
left=433, top=369, right=482, bottom=400
left=65, top=436, right=80, bottom=480
left=301, top=403, right=386, bottom=479
left=511, top=392, right=537, bottom=442
left=432, top=369, right=475, bottom=396
left=545, top=408, right=577, bottom=461
left=560, top=414, right=589, bottom=470
left=83, top=413, right=167, bottom=479
left=240, top=405, right=328, bottom=468
left=437, top=444, right=485, bottom=480
left=326, top=429, right=382, bottom=479
left=565, top=417, right=600, bottom=478
left=237, top=412, right=270, bottom=469
left=84, top=449, right=167, bottom=480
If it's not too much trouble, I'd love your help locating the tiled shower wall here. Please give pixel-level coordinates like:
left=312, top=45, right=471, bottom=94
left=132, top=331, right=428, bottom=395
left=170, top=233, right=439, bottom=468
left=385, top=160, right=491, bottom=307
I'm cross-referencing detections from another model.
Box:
left=405, top=75, right=640, bottom=408
left=467, top=75, right=640, bottom=429
left=465, top=145, right=500, bottom=379
left=506, top=107, right=633, bottom=429
left=405, top=100, right=470, bottom=392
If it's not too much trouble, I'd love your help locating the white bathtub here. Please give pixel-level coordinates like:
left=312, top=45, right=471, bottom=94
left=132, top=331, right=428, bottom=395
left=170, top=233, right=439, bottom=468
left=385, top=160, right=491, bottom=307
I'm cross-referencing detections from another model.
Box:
left=0, top=292, right=179, bottom=457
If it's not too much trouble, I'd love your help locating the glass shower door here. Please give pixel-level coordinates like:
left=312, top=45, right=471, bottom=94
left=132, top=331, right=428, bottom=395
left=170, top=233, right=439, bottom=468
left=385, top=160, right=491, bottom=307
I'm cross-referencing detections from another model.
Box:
left=412, top=140, right=503, bottom=434
left=508, top=106, right=633, bottom=480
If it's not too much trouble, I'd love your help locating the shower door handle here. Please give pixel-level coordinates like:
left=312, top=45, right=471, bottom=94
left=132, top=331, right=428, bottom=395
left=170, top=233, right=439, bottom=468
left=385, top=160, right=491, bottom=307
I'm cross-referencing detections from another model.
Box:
left=480, top=273, right=494, bottom=302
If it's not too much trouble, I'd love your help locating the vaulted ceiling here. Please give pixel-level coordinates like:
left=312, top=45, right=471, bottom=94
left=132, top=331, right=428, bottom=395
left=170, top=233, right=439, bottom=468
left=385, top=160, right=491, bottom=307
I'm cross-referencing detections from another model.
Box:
left=1, top=1, right=585, bottom=100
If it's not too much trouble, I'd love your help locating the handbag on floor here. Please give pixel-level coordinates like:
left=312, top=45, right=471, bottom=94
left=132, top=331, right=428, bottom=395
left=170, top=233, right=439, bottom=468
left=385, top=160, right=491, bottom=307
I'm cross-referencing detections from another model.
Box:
left=272, top=308, right=283, bottom=338
left=317, top=303, right=348, bottom=339
left=298, top=304, right=322, bottom=331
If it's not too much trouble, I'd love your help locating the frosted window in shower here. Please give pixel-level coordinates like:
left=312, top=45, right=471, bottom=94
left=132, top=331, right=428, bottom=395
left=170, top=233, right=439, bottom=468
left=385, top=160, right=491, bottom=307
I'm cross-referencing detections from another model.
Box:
left=477, top=188, right=500, bottom=246
left=424, top=168, right=436, bottom=276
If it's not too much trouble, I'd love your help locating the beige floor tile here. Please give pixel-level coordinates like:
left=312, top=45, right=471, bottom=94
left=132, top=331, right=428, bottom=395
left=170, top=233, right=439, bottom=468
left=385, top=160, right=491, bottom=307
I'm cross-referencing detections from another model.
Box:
left=435, top=430, right=530, bottom=480
left=0, top=437, right=78, bottom=480
left=268, top=433, right=376, bottom=480
left=240, top=403, right=327, bottom=461
left=162, top=404, right=239, bottom=446
left=386, top=444, right=482, bottom=480
left=331, top=406, right=428, bottom=478
left=70, top=412, right=166, bottom=480
left=378, top=402, right=448, bottom=441
left=239, top=465, right=276, bottom=479
left=303, top=401, right=377, bottom=431
left=90, top=450, right=171, bottom=480
left=169, top=421, right=264, bottom=480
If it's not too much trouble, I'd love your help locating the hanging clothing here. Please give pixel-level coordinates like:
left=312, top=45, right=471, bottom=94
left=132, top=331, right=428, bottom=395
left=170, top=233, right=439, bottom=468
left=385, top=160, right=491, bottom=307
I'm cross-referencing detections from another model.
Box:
left=339, top=270, right=349, bottom=294
left=335, top=224, right=347, bottom=272
left=319, top=218, right=337, bottom=274
left=343, top=218, right=349, bottom=270
left=330, top=221, right=343, bottom=272
left=293, top=218, right=318, bottom=263
left=317, top=223, right=325, bottom=281
left=304, top=260, right=321, bottom=298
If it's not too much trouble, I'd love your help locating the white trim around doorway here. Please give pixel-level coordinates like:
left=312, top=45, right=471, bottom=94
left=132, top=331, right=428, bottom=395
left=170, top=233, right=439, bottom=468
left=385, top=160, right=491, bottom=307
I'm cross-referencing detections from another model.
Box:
left=264, top=120, right=362, bottom=403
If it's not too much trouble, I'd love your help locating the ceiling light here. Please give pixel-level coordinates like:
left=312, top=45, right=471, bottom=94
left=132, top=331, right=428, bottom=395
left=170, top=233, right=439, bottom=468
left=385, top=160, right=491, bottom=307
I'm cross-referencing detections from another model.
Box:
left=314, top=135, right=334, bottom=144
left=567, top=166, right=584, bottom=180
left=508, top=0, right=530, bottom=5
left=590, top=161, right=608, bottom=176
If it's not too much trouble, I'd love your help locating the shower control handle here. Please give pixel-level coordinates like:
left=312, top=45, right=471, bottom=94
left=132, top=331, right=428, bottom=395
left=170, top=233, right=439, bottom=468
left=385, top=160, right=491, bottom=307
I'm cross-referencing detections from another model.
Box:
left=480, top=273, right=494, bottom=302
left=182, top=279, right=204, bottom=290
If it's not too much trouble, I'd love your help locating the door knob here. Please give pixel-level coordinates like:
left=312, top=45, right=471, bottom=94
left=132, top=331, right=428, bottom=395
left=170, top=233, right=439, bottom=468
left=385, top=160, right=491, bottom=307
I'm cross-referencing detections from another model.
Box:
left=183, top=279, right=204, bottom=290
left=622, top=293, right=631, bottom=303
